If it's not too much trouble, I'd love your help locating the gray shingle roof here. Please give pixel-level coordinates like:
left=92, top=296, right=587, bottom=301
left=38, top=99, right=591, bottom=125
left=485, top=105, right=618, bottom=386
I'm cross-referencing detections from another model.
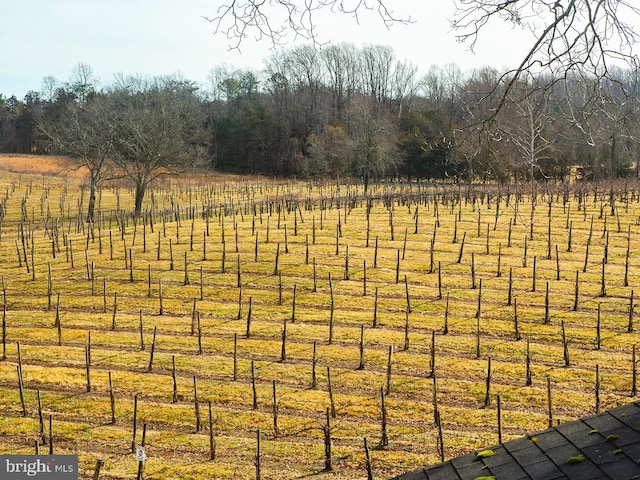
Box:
left=392, top=401, right=640, bottom=480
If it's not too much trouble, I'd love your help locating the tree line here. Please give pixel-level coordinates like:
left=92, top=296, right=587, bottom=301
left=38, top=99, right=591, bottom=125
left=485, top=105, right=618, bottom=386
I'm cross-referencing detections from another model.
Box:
left=1, top=44, right=639, bottom=194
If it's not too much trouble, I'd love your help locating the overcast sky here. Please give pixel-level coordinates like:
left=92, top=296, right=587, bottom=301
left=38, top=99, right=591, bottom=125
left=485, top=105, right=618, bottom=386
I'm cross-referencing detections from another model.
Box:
left=1, top=1, right=534, bottom=99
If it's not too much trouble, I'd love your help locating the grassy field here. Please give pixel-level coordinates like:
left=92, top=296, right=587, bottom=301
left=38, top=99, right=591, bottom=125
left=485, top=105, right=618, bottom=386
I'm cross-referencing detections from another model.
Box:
left=0, top=155, right=639, bottom=479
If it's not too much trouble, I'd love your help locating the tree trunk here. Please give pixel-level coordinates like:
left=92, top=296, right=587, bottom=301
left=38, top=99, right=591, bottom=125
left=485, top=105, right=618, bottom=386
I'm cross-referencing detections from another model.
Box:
left=87, top=175, right=97, bottom=222
left=134, top=181, right=147, bottom=217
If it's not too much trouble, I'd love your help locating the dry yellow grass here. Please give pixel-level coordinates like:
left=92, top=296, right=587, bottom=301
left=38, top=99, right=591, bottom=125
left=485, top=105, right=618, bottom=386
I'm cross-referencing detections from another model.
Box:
left=0, top=156, right=639, bottom=479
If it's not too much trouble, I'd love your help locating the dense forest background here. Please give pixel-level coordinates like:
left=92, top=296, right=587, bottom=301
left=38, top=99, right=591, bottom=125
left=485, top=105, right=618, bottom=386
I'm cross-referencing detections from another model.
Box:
left=1, top=44, right=639, bottom=184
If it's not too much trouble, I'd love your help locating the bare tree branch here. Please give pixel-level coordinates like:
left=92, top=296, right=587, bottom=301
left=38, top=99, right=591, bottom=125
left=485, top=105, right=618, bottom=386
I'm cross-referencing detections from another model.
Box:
left=453, top=0, right=640, bottom=118
left=204, top=0, right=412, bottom=50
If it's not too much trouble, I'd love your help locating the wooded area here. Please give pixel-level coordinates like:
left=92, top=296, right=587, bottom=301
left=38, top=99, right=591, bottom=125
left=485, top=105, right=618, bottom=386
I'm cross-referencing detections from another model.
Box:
left=2, top=48, right=638, bottom=189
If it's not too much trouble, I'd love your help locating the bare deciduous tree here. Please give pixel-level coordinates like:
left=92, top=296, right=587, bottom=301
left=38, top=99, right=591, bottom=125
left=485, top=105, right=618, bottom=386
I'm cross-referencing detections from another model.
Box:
left=453, top=1, right=640, bottom=116
left=107, top=77, right=207, bottom=216
left=39, top=94, right=117, bottom=221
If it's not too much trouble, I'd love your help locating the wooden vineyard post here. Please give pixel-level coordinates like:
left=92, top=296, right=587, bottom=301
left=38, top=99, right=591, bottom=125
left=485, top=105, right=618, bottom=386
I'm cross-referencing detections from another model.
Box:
left=385, top=345, right=393, bottom=396
left=547, top=217, right=552, bottom=260
left=280, top=318, right=287, bottom=362
left=625, top=231, right=631, bottom=287
left=429, top=330, right=436, bottom=378
left=438, top=262, right=442, bottom=299
left=169, top=239, right=174, bottom=270
left=372, top=287, right=378, bottom=328
left=483, top=356, right=492, bottom=408
left=363, top=260, right=367, bottom=296
left=37, top=389, right=45, bottom=445
left=583, top=240, right=590, bottom=273
left=194, top=375, right=201, bottom=432
left=403, top=227, right=408, bottom=259
left=237, top=286, right=243, bottom=320
left=561, top=320, right=570, bottom=367
left=374, top=236, right=378, bottom=268
left=443, top=293, right=449, bottom=335
left=453, top=217, right=458, bottom=244
left=328, top=274, right=335, bottom=344
left=312, top=257, right=317, bottom=293
left=111, top=293, right=117, bottom=330
left=432, top=375, right=441, bottom=428
left=246, top=297, right=252, bottom=338
left=595, top=364, right=600, bottom=414
left=596, top=303, right=601, bottom=350
left=476, top=279, right=482, bottom=320
left=323, top=408, right=333, bottom=472
left=251, top=361, right=258, bottom=410
left=544, top=282, right=550, bottom=324
left=364, top=438, right=373, bottom=480
left=172, top=356, right=178, bottom=403
left=379, top=386, right=388, bottom=447
left=324, top=367, right=336, bottom=419
left=209, top=400, right=216, bottom=460
left=236, top=257, right=240, bottom=290
left=109, top=372, right=116, bottom=423
left=197, top=313, right=203, bottom=355
left=600, top=256, right=606, bottom=297
left=135, top=423, right=147, bottom=480
left=403, top=305, right=410, bottom=351
left=147, top=326, right=157, bottom=372
left=139, top=311, right=144, bottom=351
left=129, top=250, right=134, bottom=282
left=547, top=376, right=553, bottom=427
left=629, top=290, right=635, bottom=333
left=556, top=245, right=560, bottom=281
left=531, top=256, right=537, bottom=292
left=344, top=246, right=349, bottom=280
left=191, top=299, right=198, bottom=336
left=358, top=324, right=365, bottom=370
left=573, top=271, right=579, bottom=311
left=184, top=251, right=190, bottom=285
left=85, top=341, right=91, bottom=392
left=92, top=459, right=105, bottom=480
left=475, top=282, right=482, bottom=358
left=471, top=252, right=476, bottom=289
left=436, top=402, right=444, bottom=462
left=497, top=394, right=503, bottom=444
left=273, top=243, right=280, bottom=275
left=456, top=232, right=466, bottom=264
left=486, top=223, right=490, bottom=254
left=131, top=394, right=138, bottom=453
left=507, top=267, right=513, bottom=306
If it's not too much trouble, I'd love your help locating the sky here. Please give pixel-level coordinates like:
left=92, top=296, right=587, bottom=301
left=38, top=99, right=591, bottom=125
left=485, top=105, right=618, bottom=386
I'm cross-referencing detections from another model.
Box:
left=0, top=1, right=534, bottom=99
